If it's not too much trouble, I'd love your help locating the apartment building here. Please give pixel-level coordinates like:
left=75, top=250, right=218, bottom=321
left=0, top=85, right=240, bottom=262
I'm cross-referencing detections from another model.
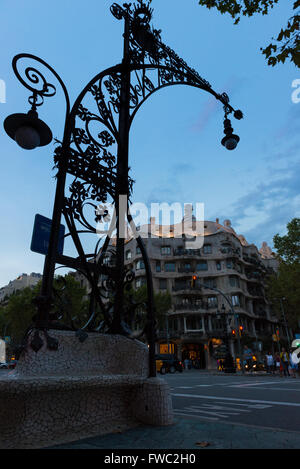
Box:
left=0, top=273, right=42, bottom=303
left=120, top=215, right=280, bottom=369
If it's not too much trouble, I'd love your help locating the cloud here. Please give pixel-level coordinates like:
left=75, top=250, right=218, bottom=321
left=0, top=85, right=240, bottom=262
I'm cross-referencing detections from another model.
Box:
left=273, top=104, right=300, bottom=141
left=226, top=157, right=300, bottom=248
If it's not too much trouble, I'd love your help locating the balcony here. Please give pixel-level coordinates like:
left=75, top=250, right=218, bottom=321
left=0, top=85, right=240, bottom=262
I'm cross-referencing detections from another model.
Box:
left=220, top=247, right=240, bottom=256
left=173, top=248, right=201, bottom=257
left=172, top=284, right=202, bottom=292
left=177, top=266, right=194, bottom=273
left=174, top=302, right=207, bottom=311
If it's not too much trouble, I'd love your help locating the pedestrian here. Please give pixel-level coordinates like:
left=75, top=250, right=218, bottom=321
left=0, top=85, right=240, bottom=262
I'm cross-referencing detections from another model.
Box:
left=274, top=353, right=281, bottom=375
left=280, top=348, right=290, bottom=377
left=184, top=358, right=189, bottom=370
left=272, top=352, right=277, bottom=374
left=289, top=349, right=298, bottom=378
left=265, top=351, right=274, bottom=374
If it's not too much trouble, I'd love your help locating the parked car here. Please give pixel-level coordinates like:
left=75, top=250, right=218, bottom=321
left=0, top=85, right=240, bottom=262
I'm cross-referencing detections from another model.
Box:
left=155, top=354, right=184, bottom=374
left=0, top=362, right=9, bottom=369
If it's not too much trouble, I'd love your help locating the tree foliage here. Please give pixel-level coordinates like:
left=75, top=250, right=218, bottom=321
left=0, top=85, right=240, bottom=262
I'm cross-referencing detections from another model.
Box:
left=266, top=218, right=300, bottom=330
left=273, top=218, right=300, bottom=263
left=0, top=274, right=88, bottom=345
left=124, top=284, right=172, bottom=330
left=197, top=0, right=300, bottom=67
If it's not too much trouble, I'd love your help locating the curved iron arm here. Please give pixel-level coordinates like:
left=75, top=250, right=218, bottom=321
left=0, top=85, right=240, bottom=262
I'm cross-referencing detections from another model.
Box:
left=12, top=53, right=71, bottom=122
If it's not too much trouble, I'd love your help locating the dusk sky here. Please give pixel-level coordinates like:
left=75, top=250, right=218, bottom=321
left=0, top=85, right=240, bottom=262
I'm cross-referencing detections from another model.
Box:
left=0, top=0, right=299, bottom=287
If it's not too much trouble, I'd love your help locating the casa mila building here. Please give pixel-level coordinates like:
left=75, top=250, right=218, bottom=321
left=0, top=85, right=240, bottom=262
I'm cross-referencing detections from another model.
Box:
left=119, top=211, right=280, bottom=370
left=74, top=208, right=281, bottom=370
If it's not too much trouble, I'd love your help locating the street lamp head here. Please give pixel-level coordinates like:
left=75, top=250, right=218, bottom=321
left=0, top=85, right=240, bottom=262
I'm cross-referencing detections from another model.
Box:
left=4, top=109, right=52, bottom=150
left=221, top=117, right=240, bottom=150
left=221, top=134, right=240, bottom=150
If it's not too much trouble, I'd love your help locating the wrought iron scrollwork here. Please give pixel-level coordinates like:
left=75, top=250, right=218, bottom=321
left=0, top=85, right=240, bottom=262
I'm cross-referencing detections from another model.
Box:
left=8, top=1, right=242, bottom=368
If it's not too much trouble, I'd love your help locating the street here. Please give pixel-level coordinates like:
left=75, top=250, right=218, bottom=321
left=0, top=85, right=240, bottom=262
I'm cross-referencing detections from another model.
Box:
left=164, top=370, right=300, bottom=433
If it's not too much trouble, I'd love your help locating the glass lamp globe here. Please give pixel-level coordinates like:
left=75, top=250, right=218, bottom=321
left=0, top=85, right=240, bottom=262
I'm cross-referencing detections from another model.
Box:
left=221, top=134, right=240, bottom=151
left=4, top=110, right=52, bottom=150
left=14, top=125, right=41, bottom=150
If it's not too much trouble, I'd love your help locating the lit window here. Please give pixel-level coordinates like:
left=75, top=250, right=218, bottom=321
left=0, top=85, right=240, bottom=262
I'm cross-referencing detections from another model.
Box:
left=232, top=295, right=240, bottom=306
left=136, top=260, right=145, bottom=270
left=207, top=296, right=218, bottom=308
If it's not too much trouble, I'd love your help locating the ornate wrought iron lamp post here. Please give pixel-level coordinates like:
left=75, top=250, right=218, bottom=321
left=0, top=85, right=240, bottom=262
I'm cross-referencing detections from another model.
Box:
left=4, top=1, right=243, bottom=378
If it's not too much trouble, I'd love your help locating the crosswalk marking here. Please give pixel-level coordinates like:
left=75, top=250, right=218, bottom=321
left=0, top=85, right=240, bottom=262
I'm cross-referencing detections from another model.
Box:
left=230, top=380, right=288, bottom=388
left=172, top=393, right=300, bottom=407
left=172, top=401, right=271, bottom=421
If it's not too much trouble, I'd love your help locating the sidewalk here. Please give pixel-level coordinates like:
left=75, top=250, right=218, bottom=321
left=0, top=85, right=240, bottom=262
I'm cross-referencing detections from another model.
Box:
left=46, top=371, right=300, bottom=450
left=47, top=416, right=300, bottom=449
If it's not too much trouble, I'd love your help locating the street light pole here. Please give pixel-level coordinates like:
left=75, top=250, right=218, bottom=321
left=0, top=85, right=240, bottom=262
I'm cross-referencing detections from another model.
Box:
left=280, top=298, right=291, bottom=348
left=4, top=1, right=243, bottom=376
left=199, top=282, right=244, bottom=373
left=111, top=8, right=131, bottom=335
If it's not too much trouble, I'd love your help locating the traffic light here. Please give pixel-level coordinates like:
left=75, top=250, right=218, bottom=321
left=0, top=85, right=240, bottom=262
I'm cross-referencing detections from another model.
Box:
left=239, top=325, right=244, bottom=337
left=191, top=275, right=197, bottom=288
left=231, top=329, right=236, bottom=338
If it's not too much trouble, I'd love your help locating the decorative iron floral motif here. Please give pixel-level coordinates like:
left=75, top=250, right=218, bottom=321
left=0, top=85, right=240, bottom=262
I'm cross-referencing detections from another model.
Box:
left=8, top=1, right=242, bottom=359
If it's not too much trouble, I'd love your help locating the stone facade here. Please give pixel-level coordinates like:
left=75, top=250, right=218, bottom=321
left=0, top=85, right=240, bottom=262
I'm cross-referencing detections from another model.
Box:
left=73, top=213, right=283, bottom=368
left=0, top=272, right=42, bottom=303
left=116, top=216, right=280, bottom=366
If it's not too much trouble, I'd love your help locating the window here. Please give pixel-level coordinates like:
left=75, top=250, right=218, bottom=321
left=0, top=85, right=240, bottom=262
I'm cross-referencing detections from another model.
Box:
left=179, top=263, right=191, bottom=272
left=135, top=277, right=146, bottom=288
left=216, top=261, right=221, bottom=271
left=186, top=315, right=198, bottom=330
left=207, top=296, right=218, bottom=308
left=196, top=260, right=208, bottom=271
left=204, top=278, right=217, bottom=289
left=203, top=244, right=212, bottom=254
left=136, top=246, right=141, bottom=255
left=155, top=261, right=161, bottom=272
left=159, top=278, right=167, bottom=290
left=231, top=295, right=240, bottom=306
left=125, top=250, right=132, bottom=260
left=165, top=262, right=176, bottom=272
left=229, top=276, right=240, bottom=288
left=136, top=260, right=145, bottom=270
left=211, top=318, right=223, bottom=330
left=226, top=260, right=232, bottom=269
left=161, top=246, right=171, bottom=255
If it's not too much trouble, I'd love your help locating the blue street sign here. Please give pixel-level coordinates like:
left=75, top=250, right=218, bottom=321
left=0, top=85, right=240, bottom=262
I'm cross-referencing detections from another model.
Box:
left=31, top=214, right=65, bottom=256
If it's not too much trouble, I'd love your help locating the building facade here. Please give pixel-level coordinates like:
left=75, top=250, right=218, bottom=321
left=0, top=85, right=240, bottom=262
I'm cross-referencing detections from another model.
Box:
left=0, top=273, right=42, bottom=303
left=119, top=215, right=281, bottom=369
